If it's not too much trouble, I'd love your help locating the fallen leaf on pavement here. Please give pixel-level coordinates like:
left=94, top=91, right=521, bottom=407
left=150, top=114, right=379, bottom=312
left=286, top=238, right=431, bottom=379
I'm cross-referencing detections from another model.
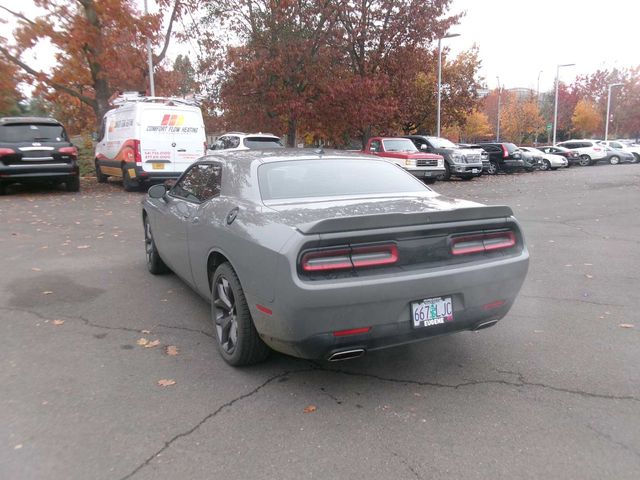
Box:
left=585, top=274, right=593, bottom=279
left=166, top=345, right=179, bottom=356
left=52, top=320, right=64, bottom=326
left=144, top=339, right=160, bottom=348
left=619, top=324, right=635, bottom=329
left=141, top=329, right=151, bottom=334
left=31, top=267, right=42, bottom=272
left=42, top=291, right=53, bottom=295
left=77, top=245, right=90, bottom=249
left=303, top=405, right=317, bottom=413
left=157, top=379, right=176, bottom=387
left=136, top=338, right=149, bottom=346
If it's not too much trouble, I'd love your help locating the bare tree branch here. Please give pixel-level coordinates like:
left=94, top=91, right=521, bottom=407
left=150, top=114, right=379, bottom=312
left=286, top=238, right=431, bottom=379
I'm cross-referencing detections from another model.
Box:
left=0, top=45, right=97, bottom=109
left=154, top=0, right=180, bottom=66
left=0, top=4, right=37, bottom=27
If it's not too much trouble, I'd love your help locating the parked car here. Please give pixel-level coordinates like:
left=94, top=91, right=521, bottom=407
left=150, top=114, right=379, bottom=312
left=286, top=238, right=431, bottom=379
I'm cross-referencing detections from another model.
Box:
left=537, top=145, right=580, bottom=165
left=403, top=135, right=483, bottom=180
left=0, top=116, right=80, bottom=195
left=94, top=92, right=206, bottom=191
left=474, top=142, right=527, bottom=174
left=519, top=147, right=568, bottom=171
left=142, top=150, right=529, bottom=366
left=458, top=144, right=490, bottom=171
left=209, top=132, right=284, bottom=151
left=556, top=139, right=607, bottom=166
left=600, top=145, right=636, bottom=165
left=516, top=148, right=542, bottom=171
left=597, top=140, right=640, bottom=163
left=361, top=137, right=445, bottom=183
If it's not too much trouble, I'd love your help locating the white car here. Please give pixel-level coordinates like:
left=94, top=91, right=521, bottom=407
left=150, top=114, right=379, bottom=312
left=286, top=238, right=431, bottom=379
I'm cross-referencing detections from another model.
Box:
left=209, top=132, right=283, bottom=152
left=520, top=147, right=568, bottom=170
left=556, top=140, right=607, bottom=166
left=597, top=140, right=640, bottom=163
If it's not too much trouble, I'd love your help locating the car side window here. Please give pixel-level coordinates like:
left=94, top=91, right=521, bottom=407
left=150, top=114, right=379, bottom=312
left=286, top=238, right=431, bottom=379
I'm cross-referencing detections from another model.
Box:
left=611, top=142, right=622, bottom=148
left=228, top=136, right=240, bottom=149
left=171, top=163, right=222, bottom=203
left=370, top=140, right=381, bottom=151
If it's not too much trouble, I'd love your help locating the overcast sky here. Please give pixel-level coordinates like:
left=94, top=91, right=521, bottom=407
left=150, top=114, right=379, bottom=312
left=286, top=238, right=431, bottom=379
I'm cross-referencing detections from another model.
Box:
left=1, top=0, right=638, bottom=94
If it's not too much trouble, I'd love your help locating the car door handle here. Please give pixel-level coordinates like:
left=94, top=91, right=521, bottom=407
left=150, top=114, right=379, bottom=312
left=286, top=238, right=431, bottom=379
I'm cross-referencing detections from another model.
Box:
left=177, top=149, right=186, bottom=152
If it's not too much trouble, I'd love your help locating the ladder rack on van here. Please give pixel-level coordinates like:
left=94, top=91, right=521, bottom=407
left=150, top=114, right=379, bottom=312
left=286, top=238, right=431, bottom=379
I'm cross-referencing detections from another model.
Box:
left=109, top=91, right=201, bottom=107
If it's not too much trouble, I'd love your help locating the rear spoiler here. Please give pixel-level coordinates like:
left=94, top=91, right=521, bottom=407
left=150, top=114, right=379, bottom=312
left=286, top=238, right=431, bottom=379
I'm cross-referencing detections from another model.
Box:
left=296, top=206, right=514, bottom=235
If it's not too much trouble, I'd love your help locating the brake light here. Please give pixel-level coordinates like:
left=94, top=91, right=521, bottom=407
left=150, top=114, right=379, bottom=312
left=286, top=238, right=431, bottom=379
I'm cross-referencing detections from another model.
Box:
left=0, top=148, right=14, bottom=157
left=58, top=146, right=78, bottom=156
left=301, top=244, right=399, bottom=272
left=133, top=139, right=142, bottom=165
left=501, top=144, right=509, bottom=158
left=451, top=231, right=516, bottom=256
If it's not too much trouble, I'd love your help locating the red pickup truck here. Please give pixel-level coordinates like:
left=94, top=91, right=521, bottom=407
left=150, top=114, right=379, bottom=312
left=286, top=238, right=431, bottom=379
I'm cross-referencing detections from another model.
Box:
left=362, top=137, right=445, bottom=182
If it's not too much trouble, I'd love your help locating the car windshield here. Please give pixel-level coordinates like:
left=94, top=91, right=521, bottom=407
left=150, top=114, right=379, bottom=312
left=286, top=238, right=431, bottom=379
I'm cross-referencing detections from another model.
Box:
left=243, top=137, right=283, bottom=149
left=0, top=124, right=67, bottom=143
left=428, top=137, right=457, bottom=149
left=258, top=159, right=428, bottom=201
left=382, top=139, right=419, bottom=153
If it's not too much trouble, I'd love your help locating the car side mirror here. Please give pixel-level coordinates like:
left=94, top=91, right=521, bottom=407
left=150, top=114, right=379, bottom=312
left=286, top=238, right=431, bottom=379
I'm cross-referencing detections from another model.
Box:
left=148, top=183, right=167, bottom=199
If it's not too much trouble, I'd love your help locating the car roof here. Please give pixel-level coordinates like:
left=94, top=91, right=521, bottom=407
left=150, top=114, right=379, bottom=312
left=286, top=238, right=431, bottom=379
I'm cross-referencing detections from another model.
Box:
left=201, top=148, right=377, bottom=166
left=0, top=116, right=62, bottom=126
left=220, top=132, right=280, bottom=138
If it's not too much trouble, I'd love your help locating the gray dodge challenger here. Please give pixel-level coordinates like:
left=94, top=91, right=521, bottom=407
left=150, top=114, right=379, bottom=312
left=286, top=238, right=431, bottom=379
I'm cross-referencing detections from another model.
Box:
left=142, top=150, right=529, bottom=366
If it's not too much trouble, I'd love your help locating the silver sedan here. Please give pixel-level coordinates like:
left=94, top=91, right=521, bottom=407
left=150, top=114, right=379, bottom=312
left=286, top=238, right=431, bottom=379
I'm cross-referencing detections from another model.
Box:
left=142, top=150, right=529, bottom=366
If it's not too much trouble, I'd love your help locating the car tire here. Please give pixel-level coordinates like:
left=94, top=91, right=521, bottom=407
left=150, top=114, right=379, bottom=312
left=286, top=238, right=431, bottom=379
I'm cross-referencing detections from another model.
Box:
left=122, top=166, right=138, bottom=192
left=211, top=262, right=270, bottom=366
left=424, top=178, right=436, bottom=184
left=95, top=161, right=108, bottom=183
left=609, top=155, right=620, bottom=165
left=550, top=167, right=558, bottom=171
left=143, top=215, right=169, bottom=275
left=460, top=175, right=474, bottom=181
left=487, top=160, right=499, bottom=175
left=0, top=183, right=6, bottom=195
left=441, top=162, right=451, bottom=181
left=632, top=153, right=640, bottom=164
left=65, top=176, right=80, bottom=192
left=579, top=154, right=592, bottom=166
left=540, top=160, right=551, bottom=171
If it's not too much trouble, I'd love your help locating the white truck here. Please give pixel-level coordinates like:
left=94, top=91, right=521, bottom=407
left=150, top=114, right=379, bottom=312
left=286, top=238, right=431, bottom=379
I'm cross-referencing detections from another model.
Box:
left=94, top=93, right=206, bottom=190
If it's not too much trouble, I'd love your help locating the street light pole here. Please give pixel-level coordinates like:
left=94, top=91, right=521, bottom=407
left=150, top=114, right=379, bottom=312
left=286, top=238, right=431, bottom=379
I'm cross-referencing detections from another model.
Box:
left=552, top=63, right=575, bottom=145
left=436, top=33, right=460, bottom=137
left=605, top=83, right=624, bottom=141
left=144, top=0, right=155, bottom=97
left=536, top=70, right=543, bottom=145
left=496, top=76, right=501, bottom=141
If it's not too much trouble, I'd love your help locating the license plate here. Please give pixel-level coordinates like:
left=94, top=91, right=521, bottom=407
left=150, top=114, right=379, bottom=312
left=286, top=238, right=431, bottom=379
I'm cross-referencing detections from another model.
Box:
left=152, top=163, right=165, bottom=170
left=472, top=168, right=479, bottom=173
left=424, top=172, right=432, bottom=177
left=411, top=297, right=453, bottom=328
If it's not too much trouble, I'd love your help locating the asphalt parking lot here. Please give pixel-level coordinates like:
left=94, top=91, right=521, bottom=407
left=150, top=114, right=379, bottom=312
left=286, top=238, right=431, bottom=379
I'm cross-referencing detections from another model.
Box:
left=2, top=164, right=639, bottom=480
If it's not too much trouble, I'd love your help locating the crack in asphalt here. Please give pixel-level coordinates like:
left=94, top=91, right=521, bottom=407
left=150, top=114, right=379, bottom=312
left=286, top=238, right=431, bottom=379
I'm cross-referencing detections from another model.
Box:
left=520, top=294, right=626, bottom=308
left=119, top=368, right=315, bottom=480
left=154, top=323, right=215, bottom=339
left=389, top=449, right=422, bottom=479
left=586, top=424, right=640, bottom=460
left=0, top=306, right=142, bottom=333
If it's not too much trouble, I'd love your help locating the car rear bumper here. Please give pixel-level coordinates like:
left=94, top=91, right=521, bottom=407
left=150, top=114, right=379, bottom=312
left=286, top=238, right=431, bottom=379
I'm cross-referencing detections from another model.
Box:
left=250, top=250, right=530, bottom=360
left=0, top=163, right=78, bottom=182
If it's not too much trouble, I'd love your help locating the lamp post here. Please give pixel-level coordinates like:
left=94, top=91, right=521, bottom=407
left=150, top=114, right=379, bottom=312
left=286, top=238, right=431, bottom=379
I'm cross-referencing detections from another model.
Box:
left=496, top=76, right=501, bottom=141
left=605, top=83, right=624, bottom=141
left=552, top=63, right=575, bottom=145
left=144, top=0, right=155, bottom=96
left=537, top=70, right=543, bottom=102
left=436, top=33, right=460, bottom=137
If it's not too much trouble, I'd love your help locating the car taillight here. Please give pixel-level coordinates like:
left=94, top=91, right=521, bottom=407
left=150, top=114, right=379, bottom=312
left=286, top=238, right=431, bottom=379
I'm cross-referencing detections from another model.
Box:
left=133, top=139, right=142, bottom=165
left=301, top=244, right=399, bottom=272
left=450, top=231, right=516, bottom=256
left=593, top=147, right=601, bottom=151
left=0, top=148, right=14, bottom=157
left=58, top=146, right=78, bottom=156
left=501, top=144, right=509, bottom=158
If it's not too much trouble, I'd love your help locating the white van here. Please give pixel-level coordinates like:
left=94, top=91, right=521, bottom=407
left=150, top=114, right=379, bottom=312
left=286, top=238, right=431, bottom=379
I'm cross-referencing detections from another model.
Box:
left=94, top=93, right=206, bottom=190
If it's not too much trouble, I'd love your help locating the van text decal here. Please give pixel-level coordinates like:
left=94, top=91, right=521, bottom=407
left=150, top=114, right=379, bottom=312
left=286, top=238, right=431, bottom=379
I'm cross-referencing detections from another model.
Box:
left=145, top=114, right=199, bottom=134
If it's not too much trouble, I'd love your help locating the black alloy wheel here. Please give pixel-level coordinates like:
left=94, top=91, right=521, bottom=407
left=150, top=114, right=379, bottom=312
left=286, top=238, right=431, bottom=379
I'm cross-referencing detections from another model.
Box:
left=143, top=215, right=169, bottom=274
left=211, top=262, right=270, bottom=366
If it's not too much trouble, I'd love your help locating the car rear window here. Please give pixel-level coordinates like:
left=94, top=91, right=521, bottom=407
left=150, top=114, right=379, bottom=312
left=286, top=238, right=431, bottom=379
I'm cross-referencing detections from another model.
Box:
left=503, top=143, right=518, bottom=154
left=258, top=159, right=428, bottom=201
left=243, top=137, right=283, bottom=149
left=0, top=124, right=67, bottom=143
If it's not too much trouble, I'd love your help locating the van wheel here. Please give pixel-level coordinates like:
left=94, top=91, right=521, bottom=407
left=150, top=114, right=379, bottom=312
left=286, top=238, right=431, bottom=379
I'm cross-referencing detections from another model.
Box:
left=122, top=166, right=138, bottom=192
left=211, top=262, right=270, bottom=366
left=95, top=161, right=108, bottom=183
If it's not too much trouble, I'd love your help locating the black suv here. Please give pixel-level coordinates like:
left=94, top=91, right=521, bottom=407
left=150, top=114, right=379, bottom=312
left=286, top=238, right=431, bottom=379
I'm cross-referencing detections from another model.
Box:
left=474, top=142, right=527, bottom=174
left=0, top=117, right=80, bottom=194
left=404, top=135, right=484, bottom=180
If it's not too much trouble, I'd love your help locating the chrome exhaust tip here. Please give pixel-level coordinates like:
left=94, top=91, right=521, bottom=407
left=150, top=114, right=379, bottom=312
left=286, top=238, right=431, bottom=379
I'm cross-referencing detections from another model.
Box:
left=327, top=348, right=366, bottom=362
left=473, top=319, right=499, bottom=331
